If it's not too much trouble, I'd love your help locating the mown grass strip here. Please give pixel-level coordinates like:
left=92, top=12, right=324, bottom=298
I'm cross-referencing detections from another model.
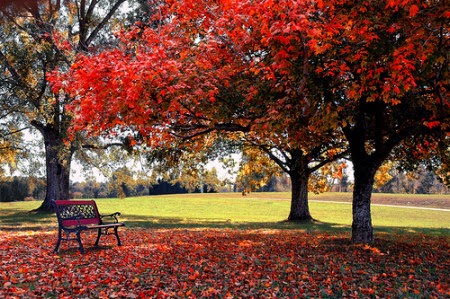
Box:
left=1, top=193, right=448, bottom=236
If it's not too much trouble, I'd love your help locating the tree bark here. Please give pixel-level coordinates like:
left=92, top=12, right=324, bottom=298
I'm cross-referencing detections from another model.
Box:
left=345, top=102, right=396, bottom=243
left=287, top=157, right=313, bottom=222
left=351, top=161, right=378, bottom=243
left=36, top=127, right=72, bottom=211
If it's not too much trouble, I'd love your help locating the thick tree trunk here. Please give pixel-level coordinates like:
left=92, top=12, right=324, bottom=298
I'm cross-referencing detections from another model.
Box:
left=37, top=130, right=72, bottom=212
left=287, top=166, right=313, bottom=222
left=345, top=100, right=408, bottom=243
left=351, top=162, right=378, bottom=243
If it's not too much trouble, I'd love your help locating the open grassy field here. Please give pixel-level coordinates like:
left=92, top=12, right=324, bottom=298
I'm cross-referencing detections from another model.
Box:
left=0, top=193, right=449, bottom=298
left=1, top=192, right=449, bottom=234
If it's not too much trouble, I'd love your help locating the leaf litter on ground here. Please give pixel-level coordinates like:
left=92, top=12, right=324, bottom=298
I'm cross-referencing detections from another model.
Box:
left=0, top=228, right=448, bottom=298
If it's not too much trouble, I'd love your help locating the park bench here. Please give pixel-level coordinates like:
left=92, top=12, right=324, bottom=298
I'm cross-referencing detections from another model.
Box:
left=53, top=200, right=125, bottom=254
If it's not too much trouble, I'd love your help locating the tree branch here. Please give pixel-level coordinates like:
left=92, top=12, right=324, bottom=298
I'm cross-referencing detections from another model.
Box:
left=0, top=50, right=23, bottom=85
left=309, top=149, right=350, bottom=173
left=81, top=142, right=129, bottom=151
left=0, top=126, right=31, bottom=138
left=84, top=0, right=126, bottom=49
left=173, top=122, right=251, bottom=141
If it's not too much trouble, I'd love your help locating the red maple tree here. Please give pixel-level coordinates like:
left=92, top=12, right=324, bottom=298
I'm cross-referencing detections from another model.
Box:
left=309, top=0, right=449, bottom=242
left=58, top=0, right=348, bottom=222
left=52, top=0, right=449, bottom=242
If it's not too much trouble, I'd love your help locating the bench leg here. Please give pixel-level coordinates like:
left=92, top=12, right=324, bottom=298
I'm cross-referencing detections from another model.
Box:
left=76, top=231, right=85, bottom=254
left=94, top=228, right=102, bottom=246
left=114, top=227, right=122, bottom=246
left=53, top=229, right=62, bottom=253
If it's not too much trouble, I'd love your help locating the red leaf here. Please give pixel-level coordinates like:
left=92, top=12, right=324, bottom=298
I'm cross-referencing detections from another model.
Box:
left=409, top=5, right=419, bottom=17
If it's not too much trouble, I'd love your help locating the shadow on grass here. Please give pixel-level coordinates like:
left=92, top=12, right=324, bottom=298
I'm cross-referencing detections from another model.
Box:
left=121, top=214, right=450, bottom=237
left=0, top=209, right=56, bottom=231
left=122, top=214, right=352, bottom=233
left=0, top=211, right=448, bottom=237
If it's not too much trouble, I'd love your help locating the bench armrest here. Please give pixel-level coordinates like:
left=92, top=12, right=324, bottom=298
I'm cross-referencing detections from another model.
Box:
left=100, top=212, right=121, bottom=223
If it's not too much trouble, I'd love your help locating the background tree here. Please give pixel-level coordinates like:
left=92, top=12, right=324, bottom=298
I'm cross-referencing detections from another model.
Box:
left=107, top=167, right=138, bottom=198
left=0, top=67, right=27, bottom=176
left=314, top=0, right=449, bottom=242
left=0, top=0, right=127, bottom=210
left=141, top=137, right=226, bottom=194
left=171, top=165, right=223, bottom=193
left=235, top=147, right=281, bottom=194
left=0, top=176, right=44, bottom=201
left=71, top=180, right=108, bottom=198
left=0, top=124, right=21, bottom=176
left=201, top=168, right=223, bottom=193
left=313, top=160, right=349, bottom=193
left=376, top=163, right=450, bottom=194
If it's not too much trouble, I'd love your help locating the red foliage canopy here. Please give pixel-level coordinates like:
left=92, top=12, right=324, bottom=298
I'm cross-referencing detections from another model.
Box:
left=50, top=0, right=448, bottom=149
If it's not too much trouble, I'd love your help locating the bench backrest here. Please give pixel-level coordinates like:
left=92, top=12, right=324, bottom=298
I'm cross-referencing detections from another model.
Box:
left=54, top=200, right=101, bottom=227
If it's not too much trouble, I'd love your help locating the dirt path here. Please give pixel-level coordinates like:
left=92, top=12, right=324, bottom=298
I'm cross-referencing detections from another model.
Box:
left=308, top=193, right=450, bottom=210
left=310, top=200, right=449, bottom=212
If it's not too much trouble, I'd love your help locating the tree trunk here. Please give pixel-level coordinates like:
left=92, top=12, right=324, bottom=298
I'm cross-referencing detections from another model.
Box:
left=351, top=160, right=379, bottom=243
left=287, top=166, right=313, bottom=222
left=37, top=129, right=72, bottom=212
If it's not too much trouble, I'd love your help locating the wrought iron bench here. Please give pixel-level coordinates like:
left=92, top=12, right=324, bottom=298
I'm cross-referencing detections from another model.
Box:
left=53, top=200, right=125, bottom=254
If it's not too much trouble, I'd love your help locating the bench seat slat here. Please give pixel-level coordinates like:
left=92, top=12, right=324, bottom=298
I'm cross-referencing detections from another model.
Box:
left=62, top=218, right=100, bottom=227
left=83, top=223, right=125, bottom=229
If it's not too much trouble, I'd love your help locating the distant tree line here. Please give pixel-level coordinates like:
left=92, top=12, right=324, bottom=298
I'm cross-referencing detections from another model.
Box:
left=374, top=166, right=449, bottom=194
left=0, top=176, right=46, bottom=202
left=71, top=179, right=218, bottom=199
left=148, top=180, right=218, bottom=195
left=0, top=167, right=448, bottom=202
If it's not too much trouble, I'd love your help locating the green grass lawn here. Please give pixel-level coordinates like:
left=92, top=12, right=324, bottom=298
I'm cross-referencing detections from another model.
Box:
left=1, top=192, right=448, bottom=236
